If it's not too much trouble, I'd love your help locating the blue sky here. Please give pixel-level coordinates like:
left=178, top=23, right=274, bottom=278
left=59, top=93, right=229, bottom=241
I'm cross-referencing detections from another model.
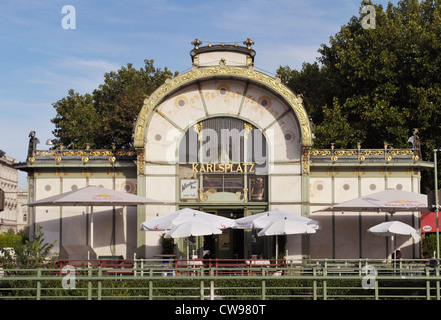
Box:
left=0, top=0, right=394, bottom=186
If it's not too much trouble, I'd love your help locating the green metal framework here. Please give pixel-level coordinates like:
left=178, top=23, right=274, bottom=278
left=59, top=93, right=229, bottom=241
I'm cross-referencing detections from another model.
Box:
left=1, top=259, right=440, bottom=300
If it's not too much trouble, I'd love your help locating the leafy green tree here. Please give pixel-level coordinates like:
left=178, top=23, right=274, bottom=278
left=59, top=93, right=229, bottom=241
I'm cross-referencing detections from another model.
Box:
left=0, top=225, right=56, bottom=270
left=278, top=0, right=441, bottom=162
left=51, top=59, right=177, bottom=149
left=52, top=90, right=100, bottom=149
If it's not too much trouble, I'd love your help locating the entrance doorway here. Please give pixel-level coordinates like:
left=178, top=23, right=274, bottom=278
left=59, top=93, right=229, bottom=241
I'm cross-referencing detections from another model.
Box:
left=203, top=209, right=244, bottom=259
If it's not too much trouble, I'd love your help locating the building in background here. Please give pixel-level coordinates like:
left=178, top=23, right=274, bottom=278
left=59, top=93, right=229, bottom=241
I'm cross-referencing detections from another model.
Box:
left=0, top=150, right=27, bottom=232
left=15, top=40, right=433, bottom=261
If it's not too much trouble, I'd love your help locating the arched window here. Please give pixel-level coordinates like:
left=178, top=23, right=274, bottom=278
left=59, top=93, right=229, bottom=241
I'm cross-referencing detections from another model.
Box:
left=178, top=117, right=267, bottom=202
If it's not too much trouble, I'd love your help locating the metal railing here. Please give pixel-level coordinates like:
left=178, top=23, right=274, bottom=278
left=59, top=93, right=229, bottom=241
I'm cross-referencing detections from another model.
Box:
left=0, top=258, right=440, bottom=300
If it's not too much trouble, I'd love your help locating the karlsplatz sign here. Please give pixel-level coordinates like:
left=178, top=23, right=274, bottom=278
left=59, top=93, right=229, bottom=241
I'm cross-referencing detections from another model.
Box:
left=191, top=163, right=255, bottom=173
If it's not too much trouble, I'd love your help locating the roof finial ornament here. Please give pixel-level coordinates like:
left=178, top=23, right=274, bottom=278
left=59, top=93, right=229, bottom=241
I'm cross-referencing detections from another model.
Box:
left=191, top=38, right=203, bottom=50
left=243, top=38, right=254, bottom=49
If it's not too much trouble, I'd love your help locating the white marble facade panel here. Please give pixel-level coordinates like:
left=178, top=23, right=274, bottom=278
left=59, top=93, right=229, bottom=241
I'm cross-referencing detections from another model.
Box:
left=309, top=178, right=333, bottom=204
left=34, top=179, right=62, bottom=248
left=145, top=176, right=176, bottom=202
left=239, top=84, right=289, bottom=129
left=145, top=112, right=180, bottom=163
left=333, top=213, right=360, bottom=259
left=156, top=84, right=206, bottom=130
left=115, top=178, right=138, bottom=194
left=386, top=178, right=412, bottom=192
left=333, top=178, right=360, bottom=203
left=266, top=112, right=301, bottom=162
left=359, top=177, right=386, bottom=196
left=269, top=175, right=302, bottom=203
left=198, top=51, right=247, bottom=67
left=60, top=179, right=92, bottom=249
left=199, top=80, right=246, bottom=116
left=145, top=164, right=176, bottom=176
left=269, top=164, right=300, bottom=175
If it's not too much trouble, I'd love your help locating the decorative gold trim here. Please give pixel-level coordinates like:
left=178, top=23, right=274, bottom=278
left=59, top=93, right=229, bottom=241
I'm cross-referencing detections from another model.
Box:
left=310, top=150, right=331, bottom=156
left=335, top=150, right=357, bottom=156
left=89, top=150, right=113, bottom=156
left=137, top=148, right=145, bottom=175
left=193, top=122, right=203, bottom=139
left=63, top=150, right=87, bottom=156
left=244, top=122, right=253, bottom=141
left=302, top=147, right=310, bottom=174
left=115, top=150, right=136, bottom=156
left=134, top=65, right=312, bottom=148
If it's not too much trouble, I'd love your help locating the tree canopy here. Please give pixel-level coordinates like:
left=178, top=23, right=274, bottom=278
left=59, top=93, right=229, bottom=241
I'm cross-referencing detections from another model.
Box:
left=52, top=0, right=441, bottom=165
left=278, top=0, right=441, bottom=163
left=51, top=59, right=177, bottom=149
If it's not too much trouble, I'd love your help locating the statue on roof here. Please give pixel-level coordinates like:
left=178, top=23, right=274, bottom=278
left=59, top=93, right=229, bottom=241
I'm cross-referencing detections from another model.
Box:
left=27, top=131, right=40, bottom=159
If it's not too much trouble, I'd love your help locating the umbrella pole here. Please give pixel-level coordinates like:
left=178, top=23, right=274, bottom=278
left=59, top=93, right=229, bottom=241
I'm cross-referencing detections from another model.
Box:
left=90, top=206, right=94, bottom=249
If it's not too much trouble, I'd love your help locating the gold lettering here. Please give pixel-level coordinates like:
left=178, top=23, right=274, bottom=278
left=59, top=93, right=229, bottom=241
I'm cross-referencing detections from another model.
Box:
left=190, top=162, right=256, bottom=173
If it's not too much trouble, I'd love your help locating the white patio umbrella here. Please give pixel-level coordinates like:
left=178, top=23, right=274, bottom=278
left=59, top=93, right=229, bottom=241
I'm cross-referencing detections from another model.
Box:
left=257, top=218, right=318, bottom=258
left=27, top=185, right=157, bottom=249
left=233, top=209, right=321, bottom=259
left=368, top=221, right=421, bottom=260
left=314, top=189, right=428, bottom=214
left=140, top=208, right=234, bottom=259
left=258, top=219, right=318, bottom=237
left=314, top=189, right=427, bottom=259
left=140, top=208, right=235, bottom=231
left=164, top=221, right=223, bottom=260
left=368, top=221, right=421, bottom=241
left=233, top=209, right=322, bottom=230
left=164, top=221, right=223, bottom=239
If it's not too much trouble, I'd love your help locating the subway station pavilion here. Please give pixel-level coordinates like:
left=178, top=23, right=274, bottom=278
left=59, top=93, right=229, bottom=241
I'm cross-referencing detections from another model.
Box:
left=16, top=40, right=433, bottom=261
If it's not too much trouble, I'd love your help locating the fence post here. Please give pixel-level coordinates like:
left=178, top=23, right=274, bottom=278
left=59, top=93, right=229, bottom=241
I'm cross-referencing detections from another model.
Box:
left=36, top=268, right=41, bottom=300
left=323, top=266, right=327, bottom=300
left=374, top=267, right=379, bottom=300
left=88, top=268, right=93, bottom=300
left=133, top=257, right=137, bottom=277
left=313, top=267, right=317, bottom=300
left=149, top=268, right=153, bottom=300
left=97, top=268, right=102, bottom=300
left=436, top=267, right=440, bottom=300
left=425, top=267, right=431, bottom=300
left=210, top=280, right=215, bottom=300
left=200, top=280, right=204, bottom=300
